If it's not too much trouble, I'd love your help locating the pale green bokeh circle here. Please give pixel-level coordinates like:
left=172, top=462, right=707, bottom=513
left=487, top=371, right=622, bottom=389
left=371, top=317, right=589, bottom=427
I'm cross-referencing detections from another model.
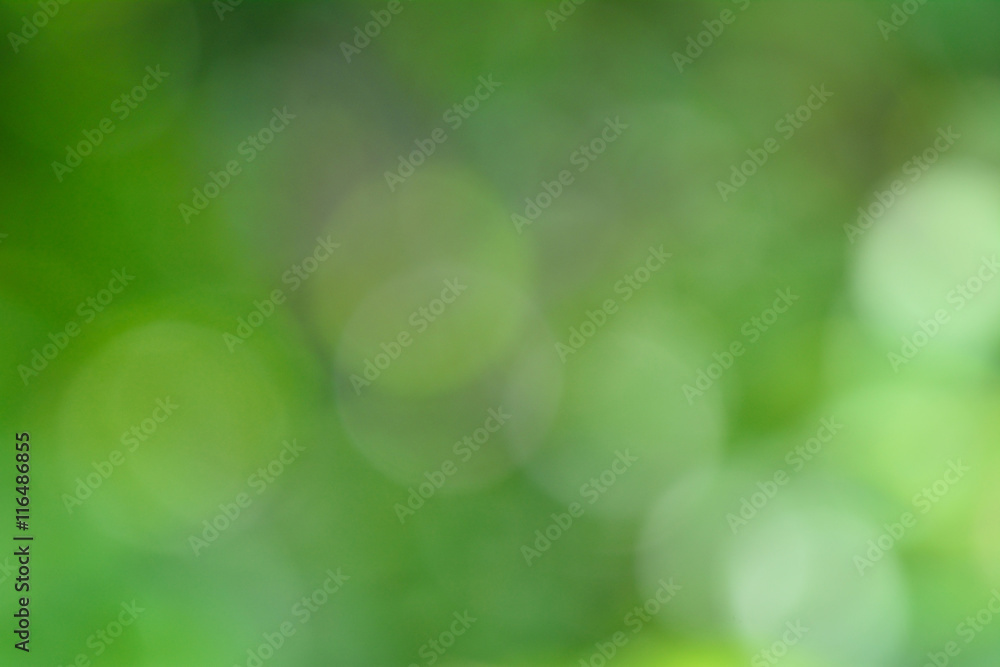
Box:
left=334, top=287, right=562, bottom=490
left=56, top=320, right=295, bottom=549
left=852, top=163, right=1000, bottom=349
left=521, top=297, right=724, bottom=518
left=310, top=166, right=531, bottom=338
left=724, top=497, right=908, bottom=666
left=335, top=267, right=530, bottom=397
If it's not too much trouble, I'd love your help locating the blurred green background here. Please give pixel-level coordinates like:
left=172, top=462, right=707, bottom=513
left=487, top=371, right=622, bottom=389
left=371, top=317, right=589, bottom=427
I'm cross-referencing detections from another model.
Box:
left=3, top=1, right=1000, bottom=665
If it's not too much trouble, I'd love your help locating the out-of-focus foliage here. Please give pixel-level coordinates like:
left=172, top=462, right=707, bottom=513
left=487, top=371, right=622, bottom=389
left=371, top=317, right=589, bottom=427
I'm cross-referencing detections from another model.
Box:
left=2, top=1, right=1000, bottom=666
